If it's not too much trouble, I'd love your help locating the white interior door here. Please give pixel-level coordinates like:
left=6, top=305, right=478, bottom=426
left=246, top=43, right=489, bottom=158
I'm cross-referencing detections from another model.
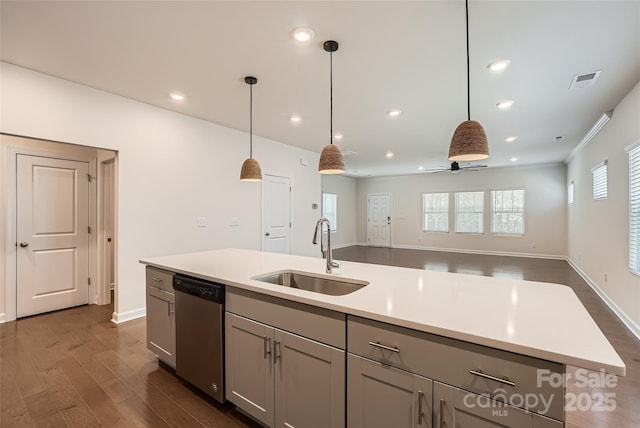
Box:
left=367, top=193, right=391, bottom=248
left=263, top=174, right=291, bottom=254
left=16, top=155, right=90, bottom=317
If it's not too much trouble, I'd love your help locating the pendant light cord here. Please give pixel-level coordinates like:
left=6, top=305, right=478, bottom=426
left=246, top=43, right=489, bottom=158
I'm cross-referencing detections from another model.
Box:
left=466, top=0, right=471, bottom=121
left=330, top=50, right=334, bottom=145
left=249, top=82, right=253, bottom=158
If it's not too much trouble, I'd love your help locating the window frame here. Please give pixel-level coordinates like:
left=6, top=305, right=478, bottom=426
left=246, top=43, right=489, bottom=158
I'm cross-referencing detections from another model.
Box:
left=321, top=192, right=337, bottom=233
left=454, top=191, right=485, bottom=234
left=422, top=192, right=450, bottom=233
left=490, top=189, right=526, bottom=236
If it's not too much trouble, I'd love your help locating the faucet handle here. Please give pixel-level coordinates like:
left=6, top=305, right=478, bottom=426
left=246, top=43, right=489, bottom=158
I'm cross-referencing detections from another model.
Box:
left=329, top=260, right=341, bottom=269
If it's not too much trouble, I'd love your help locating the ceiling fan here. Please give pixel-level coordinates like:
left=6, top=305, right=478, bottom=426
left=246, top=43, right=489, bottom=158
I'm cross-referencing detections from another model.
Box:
left=423, top=161, right=487, bottom=173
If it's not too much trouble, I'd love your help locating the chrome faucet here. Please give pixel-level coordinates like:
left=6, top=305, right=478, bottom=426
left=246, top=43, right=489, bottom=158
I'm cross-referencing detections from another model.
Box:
left=312, top=217, right=340, bottom=274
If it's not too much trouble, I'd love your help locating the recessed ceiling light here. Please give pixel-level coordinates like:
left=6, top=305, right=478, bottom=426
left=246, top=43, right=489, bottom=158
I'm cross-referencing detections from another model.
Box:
left=334, top=133, right=343, bottom=140
left=169, top=92, right=185, bottom=101
left=417, top=166, right=424, bottom=171
left=497, top=100, right=515, bottom=110
left=385, top=151, right=394, bottom=159
left=291, top=28, right=314, bottom=42
left=487, top=59, right=511, bottom=72
left=387, top=109, right=402, bottom=117
left=289, top=115, right=302, bottom=123
left=510, top=156, right=519, bottom=162
left=505, top=136, right=518, bottom=143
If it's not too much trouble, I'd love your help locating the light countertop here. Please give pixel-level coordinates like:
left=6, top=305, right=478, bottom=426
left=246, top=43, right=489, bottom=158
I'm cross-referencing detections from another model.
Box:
left=140, top=248, right=625, bottom=376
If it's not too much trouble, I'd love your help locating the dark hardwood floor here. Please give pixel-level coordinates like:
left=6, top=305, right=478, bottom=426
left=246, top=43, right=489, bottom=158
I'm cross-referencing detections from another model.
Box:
left=1, top=246, right=638, bottom=427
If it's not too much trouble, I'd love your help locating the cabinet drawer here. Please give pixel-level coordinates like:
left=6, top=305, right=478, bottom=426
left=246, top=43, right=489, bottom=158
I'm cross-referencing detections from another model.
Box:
left=348, top=316, right=564, bottom=421
left=146, top=266, right=175, bottom=293
left=226, top=287, right=345, bottom=349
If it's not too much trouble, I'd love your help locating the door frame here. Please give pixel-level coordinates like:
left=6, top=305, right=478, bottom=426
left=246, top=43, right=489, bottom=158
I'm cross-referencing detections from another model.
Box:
left=367, top=192, right=393, bottom=248
left=261, top=171, right=293, bottom=254
left=1, top=134, right=116, bottom=321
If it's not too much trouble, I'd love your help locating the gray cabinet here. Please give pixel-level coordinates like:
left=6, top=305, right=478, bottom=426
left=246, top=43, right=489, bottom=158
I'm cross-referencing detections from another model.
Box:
left=434, top=382, right=562, bottom=428
left=348, top=354, right=432, bottom=428
left=225, top=305, right=345, bottom=428
left=145, top=267, right=175, bottom=367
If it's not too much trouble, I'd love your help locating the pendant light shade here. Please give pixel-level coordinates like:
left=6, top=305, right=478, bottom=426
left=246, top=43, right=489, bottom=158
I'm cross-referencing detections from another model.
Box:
left=448, top=120, right=489, bottom=161
left=448, top=0, right=489, bottom=162
left=240, top=76, right=262, bottom=182
left=319, top=40, right=345, bottom=175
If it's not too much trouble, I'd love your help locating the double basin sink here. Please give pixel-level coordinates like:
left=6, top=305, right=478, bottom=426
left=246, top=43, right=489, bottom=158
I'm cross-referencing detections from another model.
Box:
left=253, top=270, right=368, bottom=296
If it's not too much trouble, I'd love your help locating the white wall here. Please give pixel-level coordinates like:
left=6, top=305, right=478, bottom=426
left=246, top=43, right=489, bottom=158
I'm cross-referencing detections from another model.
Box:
left=567, top=79, right=640, bottom=334
left=0, top=62, right=321, bottom=322
left=356, top=164, right=567, bottom=258
left=321, top=175, right=357, bottom=248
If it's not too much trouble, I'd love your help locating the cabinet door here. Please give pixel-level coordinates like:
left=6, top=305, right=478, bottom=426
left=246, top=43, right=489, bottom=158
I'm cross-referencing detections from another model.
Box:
left=275, top=329, right=345, bottom=428
left=146, top=287, right=175, bottom=367
left=434, top=382, right=535, bottom=428
left=225, top=313, right=275, bottom=427
left=348, top=354, right=433, bottom=428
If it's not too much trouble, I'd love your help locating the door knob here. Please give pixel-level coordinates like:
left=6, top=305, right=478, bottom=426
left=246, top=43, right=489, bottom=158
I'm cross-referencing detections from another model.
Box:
left=265, top=232, right=271, bottom=236
left=19, top=242, right=29, bottom=248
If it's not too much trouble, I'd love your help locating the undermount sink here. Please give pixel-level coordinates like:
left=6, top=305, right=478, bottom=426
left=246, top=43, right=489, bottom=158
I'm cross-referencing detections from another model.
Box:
left=253, top=270, right=368, bottom=296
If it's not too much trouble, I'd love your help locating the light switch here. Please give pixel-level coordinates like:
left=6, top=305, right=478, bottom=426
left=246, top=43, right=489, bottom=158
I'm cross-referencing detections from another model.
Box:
left=197, top=217, right=207, bottom=227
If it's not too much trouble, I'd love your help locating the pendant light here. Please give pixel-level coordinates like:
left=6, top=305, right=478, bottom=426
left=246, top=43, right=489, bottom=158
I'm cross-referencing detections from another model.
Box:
left=448, top=0, right=489, bottom=162
left=240, top=76, right=262, bottom=181
left=319, top=40, right=345, bottom=174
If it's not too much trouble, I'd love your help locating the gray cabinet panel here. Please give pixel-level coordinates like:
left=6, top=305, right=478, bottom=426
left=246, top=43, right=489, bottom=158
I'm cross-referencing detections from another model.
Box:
left=348, top=315, right=564, bottom=420
left=435, top=381, right=533, bottom=428
left=146, top=267, right=175, bottom=367
left=225, top=313, right=274, bottom=426
left=348, top=354, right=433, bottom=428
left=275, top=330, right=345, bottom=428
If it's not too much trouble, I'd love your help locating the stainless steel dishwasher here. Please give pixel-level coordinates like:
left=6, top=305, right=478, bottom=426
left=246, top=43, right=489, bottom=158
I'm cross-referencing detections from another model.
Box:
left=173, top=274, right=224, bottom=403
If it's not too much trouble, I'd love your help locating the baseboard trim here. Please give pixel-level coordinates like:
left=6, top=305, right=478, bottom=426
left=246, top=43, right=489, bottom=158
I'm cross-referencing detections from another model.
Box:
left=391, top=244, right=566, bottom=260
left=0, top=313, right=5, bottom=323
left=566, top=258, right=640, bottom=342
left=111, top=307, right=146, bottom=324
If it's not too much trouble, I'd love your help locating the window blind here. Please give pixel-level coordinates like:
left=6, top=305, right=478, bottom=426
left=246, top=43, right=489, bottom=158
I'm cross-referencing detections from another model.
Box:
left=423, top=193, right=449, bottom=232
left=455, top=191, right=484, bottom=233
left=491, top=190, right=525, bottom=235
left=592, top=161, right=608, bottom=200
left=629, top=147, right=640, bottom=274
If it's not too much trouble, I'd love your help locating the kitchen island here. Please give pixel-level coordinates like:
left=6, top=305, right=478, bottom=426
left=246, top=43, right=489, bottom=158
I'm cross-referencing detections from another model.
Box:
left=140, top=248, right=625, bottom=428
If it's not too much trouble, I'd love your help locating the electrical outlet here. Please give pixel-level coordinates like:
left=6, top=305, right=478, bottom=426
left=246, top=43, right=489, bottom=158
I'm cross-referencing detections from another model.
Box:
left=604, top=273, right=608, bottom=282
left=532, top=242, right=537, bottom=248
left=229, top=217, right=240, bottom=226
left=197, top=217, right=207, bottom=227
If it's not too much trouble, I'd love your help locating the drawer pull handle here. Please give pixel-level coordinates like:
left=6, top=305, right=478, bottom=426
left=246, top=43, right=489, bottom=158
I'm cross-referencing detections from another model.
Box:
left=368, top=341, right=400, bottom=353
left=469, top=369, right=516, bottom=387
left=151, top=277, right=163, bottom=283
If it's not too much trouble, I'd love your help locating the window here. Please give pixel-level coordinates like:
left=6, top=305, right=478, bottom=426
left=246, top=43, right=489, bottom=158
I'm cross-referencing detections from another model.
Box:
left=423, top=193, right=449, bottom=232
left=629, top=145, right=640, bottom=274
left=592, top=161, right=608, bottom=200
left=455, top=191, right=484, bottom=233
left=322, top=193, right=337, bottom=232
left=491, top=190, right=525, bottom=235
left=568, top=181, right=574, bottom=205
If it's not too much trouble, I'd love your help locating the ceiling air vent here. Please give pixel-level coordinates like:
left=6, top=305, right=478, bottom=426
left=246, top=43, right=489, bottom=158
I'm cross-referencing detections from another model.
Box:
left=569, top=70, right=601, bottom=90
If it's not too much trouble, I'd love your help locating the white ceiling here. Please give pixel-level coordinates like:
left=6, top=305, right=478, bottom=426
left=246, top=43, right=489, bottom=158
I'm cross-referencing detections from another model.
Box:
left=2, top=1, right=639, bottom=177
